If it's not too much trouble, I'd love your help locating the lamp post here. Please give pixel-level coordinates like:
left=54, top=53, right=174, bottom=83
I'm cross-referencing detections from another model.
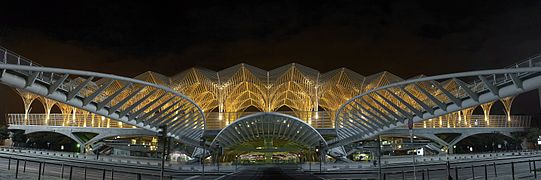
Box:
left=492, top=131, right=497, bottom=152
left=377, top=136, right=382, bottom=180
left=309, top=147, right=312, bottom=171
left=318, top=140, right=324, bottom=173
left=200, top=137, right=205, bottom=178
left=235, top=155, right=238, bottom=172
left=159, top=125, right=167, bottom=180
left=315, top=145, right=320, bottom=173
left=408, top=119, right=417, bottom=180
left=215, top=141, right=220, bottom=173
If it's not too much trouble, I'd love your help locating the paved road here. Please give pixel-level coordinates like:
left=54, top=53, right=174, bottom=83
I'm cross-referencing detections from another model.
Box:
left=318, top=155, right=541, bottom=180
left=2, top=151, right=541, bottom=180
left=220, top=166, right=322, bottom=180
left=0, top=155, right=225, bottom=180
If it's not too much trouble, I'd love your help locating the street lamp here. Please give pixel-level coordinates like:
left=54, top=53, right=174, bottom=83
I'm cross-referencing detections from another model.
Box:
left=159, top=125, right=168, bottom=180
left=377, top=136, right=382, bottom=180
left=318, top=140, right=324, bottom=173
left=492, top=131, right=497, bottom=152
left=315, top=146, right=320, bottom=173
left=215, top=141, right=221, bottom=173
left=235, top=155, right=239, bottom=172
left=200, top=137, right=206, bottom=178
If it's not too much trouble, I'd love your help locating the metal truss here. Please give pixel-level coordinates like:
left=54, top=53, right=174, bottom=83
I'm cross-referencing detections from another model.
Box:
left=171, top=64, right=405, bottom=127
left=211, top=112, right=327, bottom=149
left=331, top=57, right=541, bottom=148
left=0, top=48, right=205, bottom=147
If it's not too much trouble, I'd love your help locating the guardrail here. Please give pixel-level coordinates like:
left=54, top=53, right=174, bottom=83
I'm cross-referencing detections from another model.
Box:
left=466, top=54, right=541, bottom=99
left=204, top=111, right=335, bottom=129
left=7, top=113, right=130, bottom=128
left=411, top=114, right=531, bottom=128
left=0, top=47, right=83, bottom=94
left=8, top=113, right=531, bottom=129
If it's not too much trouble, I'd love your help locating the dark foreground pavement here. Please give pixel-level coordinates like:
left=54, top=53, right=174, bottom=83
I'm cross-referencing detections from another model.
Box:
left=220, top=166, right=322, bottom=180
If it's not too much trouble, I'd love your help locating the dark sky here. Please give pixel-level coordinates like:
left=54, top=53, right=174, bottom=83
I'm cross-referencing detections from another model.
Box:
left=0, top=0, right=540, bottom=119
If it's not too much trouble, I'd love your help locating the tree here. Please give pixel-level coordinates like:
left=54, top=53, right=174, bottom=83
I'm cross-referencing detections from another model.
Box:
left=11, top=130, right=26, bottom=147
left=526, top=128, right=541, bottom=144
left=0, top=125, right=9, bottom=144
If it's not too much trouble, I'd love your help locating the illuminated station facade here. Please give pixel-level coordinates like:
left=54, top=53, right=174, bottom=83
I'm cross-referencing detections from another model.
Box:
left=6, top=58, right=537, bottom=163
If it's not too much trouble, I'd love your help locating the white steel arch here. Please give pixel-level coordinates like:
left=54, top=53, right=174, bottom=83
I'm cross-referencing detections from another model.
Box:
left=211, top=112, right=327, bottom=149
left=332, top=57, right=541, bottom=148
left=0, top=48, right=205, bottom=147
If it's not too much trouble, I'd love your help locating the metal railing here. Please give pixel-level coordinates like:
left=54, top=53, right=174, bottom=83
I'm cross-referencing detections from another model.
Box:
left=7, top=113, right=132, bottom=128
left=8, top=112, right=531, bottom=130
left=204, top=111, right=335, bottom=129
left=410, top=114, right=531, bottom=128
left=6, top=112, right=335, bottom=129
left=466, top=55, right=541, bottom=99
left=0, top=47, right=74, bottom=92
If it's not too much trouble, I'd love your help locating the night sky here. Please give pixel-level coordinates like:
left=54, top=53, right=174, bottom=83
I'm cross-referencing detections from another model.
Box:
left=0, top=0, right=540, bottom=122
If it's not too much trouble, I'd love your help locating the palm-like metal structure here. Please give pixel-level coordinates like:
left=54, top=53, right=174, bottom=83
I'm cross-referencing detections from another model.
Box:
left=331, top=57, right=541, bottom=148
left=0, top=48, right=205, bottom=146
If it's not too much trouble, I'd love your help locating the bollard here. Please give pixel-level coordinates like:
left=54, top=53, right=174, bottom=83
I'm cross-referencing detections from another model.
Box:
left=38, top=162, right=42, bottom=180
left=511, top=161, right=515, bottom=180
left=471, top=165, right=475, bottom=180
left=84, top=166, right=87, bottom=180
left=137, top=173, right=141, bottom=180
left=383, top=173, right=386, bottom=180
left=8, top=157, right=11, bottom=170
left=23, top=160, right=26, bottom=172
left=530, top=160, right=532, bottom=172
left=446, top=161, right=451, bottom=180
left=493, top=162, right=497, bottom=177
left=111, top=168, right=114, bottom=179
left=534, top=160, right=538, bottom=178
left=102, top=169, right=106, bottom=180
left=42, top=162, right=46, bottom=175
left=61, top=164, right=64, bottom=178
left=69, top=166, right=73, bottom=180
left=15, top=159, right=19, bottom=179
left=402, top=170, right=405, bottom=180
left=422, top=171, right=425, bottom=180
left=426, top=169, right=430, bottom=179
left=484, top=164, right=488, bottom=180
left=455, top=166, right=459, bottom=180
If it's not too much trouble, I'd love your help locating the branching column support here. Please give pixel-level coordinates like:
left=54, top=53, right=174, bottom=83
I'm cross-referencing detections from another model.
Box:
left=456, top=111, right=462, bottom=127
left=461, top=107, right=476, bottom=128
left=71, top=107, right=77, bottom=126
left=57, top=103, right=73, bottom=126
left=311, top=72, right=320, bottom=127
left=81, top=111, right=90, bottom=127
left=14, top=89, right=38, bottom=125
left=38, top=97, right=56, bottom=125
left=445, top=113, right=451, bottom=128
left=451, top=112, right=458, bottom=128
left=216, top=72, right=226, bottom=127
left=480, top=101, right=495, bottom=127
left=91, top=113, right=96, bottom=127
left=500, top=96, right=515, bottom=124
